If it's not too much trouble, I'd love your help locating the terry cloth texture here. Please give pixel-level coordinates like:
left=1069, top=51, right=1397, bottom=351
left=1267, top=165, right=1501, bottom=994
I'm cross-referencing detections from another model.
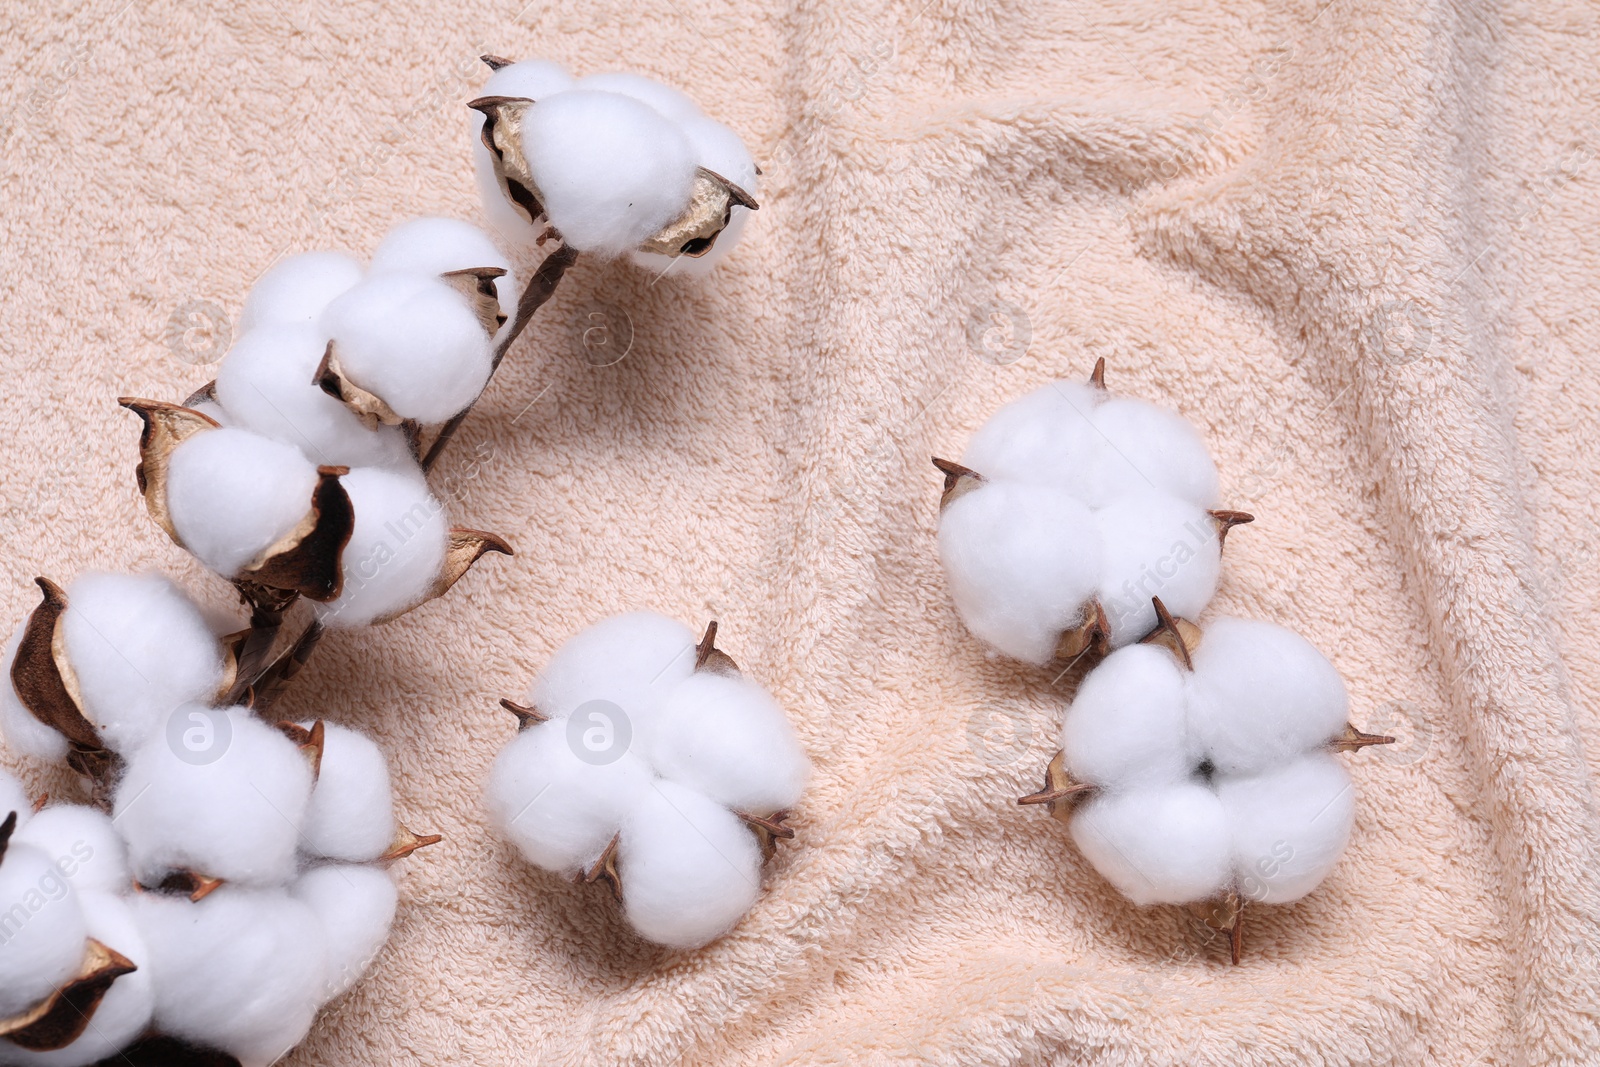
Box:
left=2, top=1, right=1598, bottom=1064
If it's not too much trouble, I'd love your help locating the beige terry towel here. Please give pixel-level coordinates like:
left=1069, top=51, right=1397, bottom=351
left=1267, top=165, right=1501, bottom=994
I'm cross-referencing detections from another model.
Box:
left=2, top=0, right=1598, bottom=1064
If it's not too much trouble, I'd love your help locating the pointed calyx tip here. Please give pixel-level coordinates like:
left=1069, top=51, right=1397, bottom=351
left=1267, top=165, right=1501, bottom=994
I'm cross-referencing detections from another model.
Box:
left=1089, top=357, right=1106, bottom=390
left=1330, top=722, right=1396, bottom=752
left=1140, top=597, right=1201, bottom=668
left=0, top=810, right=16, bottom=864
left=932, top=457, right=983, bottom=508
left=1017, top=751, right=1094, bottom=815
left=480, top=54, right=514, bottom=71
left=500, top=697, right=549, bottom=730
left=1208, top=509, right=1255, bottom=547
left=582, top=834, right=623, bottom=901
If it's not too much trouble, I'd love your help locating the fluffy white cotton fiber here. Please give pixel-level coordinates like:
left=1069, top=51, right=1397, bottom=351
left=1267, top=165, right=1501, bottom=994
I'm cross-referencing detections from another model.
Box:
left=617, top=780, right=762, bottom=949
left=1092, top=493, right=1221, bottom=646
left=472, top=61, right=578, bottom=243
left=237, top=251, right=363, bottom=334
left=298, top=722, right=395, bottom=863
left=291, top=864, right=397, bottom=999
left=0, top=766, right=30, bottom=827
left=490, top=610, right=808, bottom=946
left=319, top=274, right=494, bottom=424
left=1217, top=754, right=1355, bottom=904
left=520, top=90, right=698, bottom=256
left=1187, top=617, right=1350, bottom=776
left=167, top=428, right=319, bottom=578
left=369, top=216, right=516, bottom=330
left=937, top=481, right=1101, bottom=665
left=1069, top=782, right=1232, bottom=906
left=940, top=376, right=1228, bottom=662
left=313, top=466, right=447, bottom=628
left=59, top=572, right=226, bottom=755
left=1059, top=615, right=1360, bottom=910
left=214, top=323, right=415, bottom=471
left=576, top=72, right=702, bottom=123
left=486, top=720, right=654, bottom=874
left=0, top=842, right=88, bottom=1018
left=647, top=673, right=810, bottom=814
left=133, top=887, right=328, bottom=1067
left=528, top=611, right=698, bottom=727
left=113, top=708, right=312, bottom=886
left=630, top=114, right=760, bottom=275
left=14, top=805, right=130, bottom=896
left=1061, top=644, right=1191, bottom=789
left=1, top=623, right=67, bottom=761
left=0, top=892, right=155, bottom=1067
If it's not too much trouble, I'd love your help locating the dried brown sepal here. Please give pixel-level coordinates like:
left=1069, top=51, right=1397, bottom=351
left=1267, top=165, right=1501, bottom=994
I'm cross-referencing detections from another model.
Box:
left=1017, top=750, right=1095, bottom=823
left=274, top=719, right=326, bottom=780
left=237, top=466, right=354, bottom=603
left=694, top=620, right=742, bottom=677
left=183, top=379, right=219, bottom=408
left=0, top=811, right=15, bottom=864
left=1207, top=509, right=1255, bottom=548
left=65, top=749, right=123, bottom=811
left=500, top=697, right=549, bottom=731
left=88, top=1035, right=243, bottom=1067
left=636, top=167, right=760, bottom=258
left=1088, top=357, right=1107, bottom=391
left=370, top=529, right=514, bottom=625
left=581, top=833, right=623, bottom=902
left=1140, top=597, right=1202, bottom=669
left=30, top=794, right=47, bottom=814
left=736, top=809, right=795, bottom=863
left=246, top=621, right=326, bottom=715
left=313, top=342, right=403, bottom=429
left=10, top=578, right=101, bottom=751
left=139, top=870, right=225, bottom=902
left=1329, top=722, right=1396, bottom=753
left=480, top=53, right=514, bottom=71
left=469, top=96, right=546, bottom=226
left=117, top=398, right=220, bottom=544
left=931, top=456, right=984, bottom=510
left=380, top=824, right=442, bottom=863
left=440, top=266, right=509, bottom=336
left=1193, top=891, right=1246, bottom=965
left=0, top=939, right=138, bottom=1052
left=1053, top=600, right=1112, bottom=663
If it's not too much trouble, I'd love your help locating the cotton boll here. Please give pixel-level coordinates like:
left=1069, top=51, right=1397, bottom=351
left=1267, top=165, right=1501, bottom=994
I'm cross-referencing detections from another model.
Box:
left=529, top=611, right=699, bottom=728
left=312, top=466, right=447, bottom=629
left=1062, top=644, right=1192, bottom=789
left=1, top=623, right=67, bottom=761
left=617, top=780, right=762, bottom=948
left=14, top=806, right=129, bottom=896
left=238, top=251, right=363, bottom=334
left=646, top=673, right=809, bottom=813
left=167, top=428, right=319, bottom=578
left=369, top=216, right=517, bottom=331
left=486, top=720, right=654, bottom=874
left=0, top=843, right=87, bottom=1018
left=61, top=573, right=226, bottom=754
left=1069, top=782, right=1231, bottom=906
left=291, top=864, right=397, bottom=999
left=1186, top=617, right=1350, bottom=776
left=0, top=765, right=30, bottom=829
left=629, top=116, right=758, bottom=275
left=1216, top=754, right=1355, bottom=905
left=576, top=72, right=702, bottom=123
left=0, top=892, right=156, bottom=1067
left=113, top=708, right=312, bottom=886
left=320, top=274, right=494, bottom=423
left=958, top=381, right=1103, bottom=496
left=520, top=91, right=698, bottom=256
left=1093, top=493, right=1222, bottom=647
left=937, top=481, right=1102, bottom=665
left=1088, top=398, right=1220, bottom=509
left=485, top=58, right=575, bottom=102
left=472, top=60, right=577, bottom=245
left=215, top=323, right=416, bottom=470
left=298, top=722, right=395, bottom=863
left=133, top=887, right=328, bottom=1067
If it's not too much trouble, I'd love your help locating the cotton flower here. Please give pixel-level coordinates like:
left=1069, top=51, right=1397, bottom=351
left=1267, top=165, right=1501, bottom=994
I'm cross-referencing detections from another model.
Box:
left=472, top=58, right=759, bottom=264
left=486, top=615, right=807, bottom=948
left=1024, top=606, right=1391, bottom=961
left=296, top=721, right=396, bottom=863
left=237, top=251, right=363, bottom=334
left=935, top=362, right=1251, bottom=665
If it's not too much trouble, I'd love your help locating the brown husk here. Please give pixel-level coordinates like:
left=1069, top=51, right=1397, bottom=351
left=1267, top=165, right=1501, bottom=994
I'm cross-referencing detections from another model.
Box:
left=369, top=528, right=513, bottom=625
left=635, top=167, right=760, bottom=258
left=380, top=823, right=442, bottom=863
left=0, top=940, right=138, bottom=1052
left=440, top=266, right=509, bottom=336
left=312, top=343, right=403, bottom=429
